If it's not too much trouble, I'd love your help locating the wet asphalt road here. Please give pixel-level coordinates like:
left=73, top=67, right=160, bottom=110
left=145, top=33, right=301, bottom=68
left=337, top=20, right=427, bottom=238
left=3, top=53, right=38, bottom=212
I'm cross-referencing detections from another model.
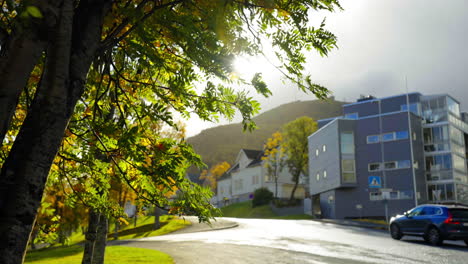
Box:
left=117, top=218, right=468, bottom=264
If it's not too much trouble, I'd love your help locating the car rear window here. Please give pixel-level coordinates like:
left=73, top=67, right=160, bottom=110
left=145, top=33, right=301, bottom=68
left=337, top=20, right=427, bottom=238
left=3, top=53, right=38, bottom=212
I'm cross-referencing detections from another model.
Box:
left=449, top=209, right=468, bottom=218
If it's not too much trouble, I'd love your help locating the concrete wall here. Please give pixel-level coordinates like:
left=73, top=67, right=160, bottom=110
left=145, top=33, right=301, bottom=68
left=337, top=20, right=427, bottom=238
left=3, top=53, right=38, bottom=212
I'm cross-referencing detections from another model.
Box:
left=270, top=201, right=304, bottom=216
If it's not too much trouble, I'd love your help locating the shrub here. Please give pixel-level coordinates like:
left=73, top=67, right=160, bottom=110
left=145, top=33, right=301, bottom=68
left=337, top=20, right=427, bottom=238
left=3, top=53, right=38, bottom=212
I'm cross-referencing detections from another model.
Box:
left=252, top=188, right=274, bottom=207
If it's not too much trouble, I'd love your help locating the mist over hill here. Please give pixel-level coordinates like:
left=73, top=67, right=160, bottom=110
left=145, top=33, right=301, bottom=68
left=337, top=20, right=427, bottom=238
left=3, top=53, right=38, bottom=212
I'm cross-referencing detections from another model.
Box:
left=186, top=99, right=347, bottom=174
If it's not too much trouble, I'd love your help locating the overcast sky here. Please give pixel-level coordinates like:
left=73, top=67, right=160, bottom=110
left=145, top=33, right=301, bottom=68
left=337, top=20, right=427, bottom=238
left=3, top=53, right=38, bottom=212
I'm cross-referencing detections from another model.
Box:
left=184, top=0, right=468, bottom=137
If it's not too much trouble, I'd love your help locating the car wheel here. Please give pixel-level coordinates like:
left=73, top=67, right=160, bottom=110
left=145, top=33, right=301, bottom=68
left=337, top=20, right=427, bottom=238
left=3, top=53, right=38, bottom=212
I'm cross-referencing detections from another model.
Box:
left=390, top=224, right=402, bottom=240
left=425, top=227, right=442, bottom=246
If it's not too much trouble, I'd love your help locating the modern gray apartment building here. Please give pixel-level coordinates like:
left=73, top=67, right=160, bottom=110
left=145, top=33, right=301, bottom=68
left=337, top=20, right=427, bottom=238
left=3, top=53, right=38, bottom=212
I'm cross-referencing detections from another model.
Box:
left=308, top=93, right=468, bottom=219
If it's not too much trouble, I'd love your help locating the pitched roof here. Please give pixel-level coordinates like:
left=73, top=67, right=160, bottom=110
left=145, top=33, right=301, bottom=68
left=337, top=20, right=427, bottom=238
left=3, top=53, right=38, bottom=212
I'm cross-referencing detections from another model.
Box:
left=242, top=149, right=263, bottom=159
left=244, top=149, right=264, bottom=168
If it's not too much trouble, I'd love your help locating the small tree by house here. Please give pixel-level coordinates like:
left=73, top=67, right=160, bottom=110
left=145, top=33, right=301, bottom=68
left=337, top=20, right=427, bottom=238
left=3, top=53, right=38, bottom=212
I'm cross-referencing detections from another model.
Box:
left=282, top=116, right=318, bottom=201
left=262, top=131, right=285, bottom=199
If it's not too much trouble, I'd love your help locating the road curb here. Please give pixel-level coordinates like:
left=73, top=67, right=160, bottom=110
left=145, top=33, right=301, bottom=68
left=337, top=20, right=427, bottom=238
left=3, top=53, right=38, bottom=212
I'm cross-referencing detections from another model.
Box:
left=170, top=217, right=239, bottom=235
left=311, top=219, right=387, bottom=231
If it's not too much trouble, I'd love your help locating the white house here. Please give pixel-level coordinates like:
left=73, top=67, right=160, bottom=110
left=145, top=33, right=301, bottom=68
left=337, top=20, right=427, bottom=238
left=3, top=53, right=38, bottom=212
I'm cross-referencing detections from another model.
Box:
left=216, top=149, right=306, bottom=207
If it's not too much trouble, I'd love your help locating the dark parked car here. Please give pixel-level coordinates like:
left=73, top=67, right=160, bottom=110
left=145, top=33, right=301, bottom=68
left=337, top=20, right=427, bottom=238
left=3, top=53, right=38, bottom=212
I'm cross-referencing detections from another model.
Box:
left=389, top=204, right=468, bottom=246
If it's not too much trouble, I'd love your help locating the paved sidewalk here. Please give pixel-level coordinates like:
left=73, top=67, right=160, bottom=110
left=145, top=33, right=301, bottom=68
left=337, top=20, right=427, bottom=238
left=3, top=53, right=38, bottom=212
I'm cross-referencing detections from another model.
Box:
left=312, top=218, right=387, bottom=231
left=170, top=216, right=239, bottom=234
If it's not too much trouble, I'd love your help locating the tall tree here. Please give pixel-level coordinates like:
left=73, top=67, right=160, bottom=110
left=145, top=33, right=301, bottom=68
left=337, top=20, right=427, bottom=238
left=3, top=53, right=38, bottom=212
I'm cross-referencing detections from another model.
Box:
left=199, top=161, right=231, bottom=191
left=262, top=131, right=284, bottom=199
left=0, top=1, right=341, bottom=263
left=282, top=116, right=317, bottom=201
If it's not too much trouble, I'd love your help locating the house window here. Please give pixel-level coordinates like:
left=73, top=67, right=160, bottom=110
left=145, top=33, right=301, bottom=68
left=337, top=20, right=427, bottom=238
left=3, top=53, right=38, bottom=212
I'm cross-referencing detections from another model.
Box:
left=397, top=160, right=411, bottom=169
left=384, top=161, right=397, bottom=170
left=322, top=145, right=326, bottom=152
left=342, top=159, right=356, bottom=183
left=252, top=175, right=259, bottom=185
left=323, top=170, right=327, bottom=178
left=316, top=149, right=319, bottom=156
left=369, top=163, right=381, bottom=171
left=382, top=132, right=395, bottom=141
left=367, top=135, right=380, bottom=144
left=395, top=131, right=409, bottom=140
left=316, top=172, right=320, bottom=181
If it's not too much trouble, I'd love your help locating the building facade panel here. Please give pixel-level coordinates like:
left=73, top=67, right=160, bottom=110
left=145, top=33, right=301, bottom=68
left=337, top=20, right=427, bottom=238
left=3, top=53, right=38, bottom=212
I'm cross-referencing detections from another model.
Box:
left=309, top=120, right=341, bottom=195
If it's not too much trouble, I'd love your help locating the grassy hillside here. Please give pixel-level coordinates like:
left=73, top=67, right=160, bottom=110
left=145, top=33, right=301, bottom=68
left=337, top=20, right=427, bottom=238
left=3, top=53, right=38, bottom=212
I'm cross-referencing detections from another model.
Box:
left=221, top=201, right=313, bottom=220
left=187, top=99, right=346, bottom=171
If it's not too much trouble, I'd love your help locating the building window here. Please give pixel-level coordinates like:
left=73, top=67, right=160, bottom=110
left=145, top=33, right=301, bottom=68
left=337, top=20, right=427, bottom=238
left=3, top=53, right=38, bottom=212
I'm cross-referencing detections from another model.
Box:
left=395, top=131, right=409, bottom=140
left=401, top=103, right=420, bottom=115
left=316, top=172, right=320, bottom=181
left=384, top=161, right=397, bottom=170
left=323, top=170, right=327, bottom=178
left=342, top=159, right=356, bottom=183
left=382, top=132, right=395, bottom=142
left=447, top=97, right=460, bottom=115
left=425, top=154, right=452, bottom=171
left=322, top=145, right=326, bottom=152
left=369, top=163, right=381, bottom=171
left=367, top=135, right=380, bottom=144
left=397, top=160, right=411, bottom=169
left=315, top=149, right=319, bottom=157
left=345, top=113, right=359, bottom=119
left=340, top=132, right=354, bottom=154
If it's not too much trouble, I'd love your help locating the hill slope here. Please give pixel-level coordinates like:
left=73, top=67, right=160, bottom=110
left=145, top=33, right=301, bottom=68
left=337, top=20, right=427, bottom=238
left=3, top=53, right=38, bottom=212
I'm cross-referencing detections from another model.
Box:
left=187, top=99, right=346, bottom=172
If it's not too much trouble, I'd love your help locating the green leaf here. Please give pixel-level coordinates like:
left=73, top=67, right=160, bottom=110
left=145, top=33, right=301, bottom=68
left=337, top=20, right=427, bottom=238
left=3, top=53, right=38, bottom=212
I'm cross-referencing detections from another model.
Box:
left=26, top=6, right=43, bottom=18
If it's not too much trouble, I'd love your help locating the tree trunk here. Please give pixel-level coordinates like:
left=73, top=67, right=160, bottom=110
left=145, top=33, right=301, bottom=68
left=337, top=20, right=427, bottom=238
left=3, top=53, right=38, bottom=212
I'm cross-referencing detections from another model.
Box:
left=113, top=219, right=120, bottom=240
left=289, top=172, right=300, bottom=201
left=0, top=0, right=61, bottom=145
left=0, top=1, right=111, bottom=263
left=274, top=166, right=278, bottom=199
left=82, top=210, right=108, bottom=264
left=154, top=206, right=160, bottom=230
left=0, top=1, right=74, bottom=262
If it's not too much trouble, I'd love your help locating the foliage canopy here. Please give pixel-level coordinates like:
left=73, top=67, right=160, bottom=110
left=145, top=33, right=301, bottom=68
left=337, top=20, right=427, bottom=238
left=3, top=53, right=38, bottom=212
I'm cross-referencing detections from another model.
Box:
left=0, top=0, right=341, bottom=262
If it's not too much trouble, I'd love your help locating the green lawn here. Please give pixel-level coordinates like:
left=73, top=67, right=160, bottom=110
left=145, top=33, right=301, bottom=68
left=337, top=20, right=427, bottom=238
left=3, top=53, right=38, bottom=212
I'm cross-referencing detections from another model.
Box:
left=29, top=215, right=190, bottom=264
left=220, top=200, right=313, bottom=220
left=68, top=215, right=191, bottom=244
left=25, top=245, right=173, bottom=264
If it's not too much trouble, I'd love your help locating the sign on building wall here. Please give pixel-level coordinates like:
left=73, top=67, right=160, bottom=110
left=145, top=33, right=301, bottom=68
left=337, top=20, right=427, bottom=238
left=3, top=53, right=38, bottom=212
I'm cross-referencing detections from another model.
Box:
left=368, top=176, right=382, bottom=188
